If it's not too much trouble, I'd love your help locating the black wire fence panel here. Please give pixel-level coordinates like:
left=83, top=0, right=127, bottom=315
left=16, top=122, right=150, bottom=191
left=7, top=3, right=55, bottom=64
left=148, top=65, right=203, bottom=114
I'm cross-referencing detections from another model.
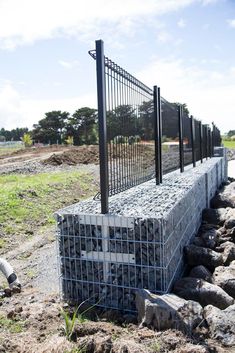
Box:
left=194, top=119, right=201, bottom=162
left=182, top=114, right=193, bottom=167
left=104, top=56, right=154, bottom=196
left=213, top=124, right=221, bottom=152
left=202, top=124, right=209, bottom=159
left=161, top=100, right=180, bottom=174
left=89, top=40, right=222, bottom=209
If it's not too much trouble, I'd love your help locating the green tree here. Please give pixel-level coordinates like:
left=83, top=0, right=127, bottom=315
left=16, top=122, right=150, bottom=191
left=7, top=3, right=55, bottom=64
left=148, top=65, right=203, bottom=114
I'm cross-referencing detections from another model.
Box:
left=139, top=100, right=154, bottom=140
left=107, top=104, right=136, bottom=141
left=66, top=107, right=97, bottom=145
left=32, top=111, right=69, bottom=144
left=172, top=102, right=190, bottom=115
left=0, top=127, right=29, bottom=141
left=227, top=130, right=235, bottom=138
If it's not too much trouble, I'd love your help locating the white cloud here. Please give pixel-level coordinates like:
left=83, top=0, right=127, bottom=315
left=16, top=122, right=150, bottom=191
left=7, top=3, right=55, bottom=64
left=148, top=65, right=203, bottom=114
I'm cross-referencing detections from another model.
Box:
left=157, top=31, right=172, bottom=43
left=0, top=82, right=96, bottom=129
left=227, top=19, right=235, bottom=28
left=58, top=60, right=80, bottom=69
left=177, top=19, right=186, bottom=28
left=201, top=0, right=218, bottom=5
left=137, top=58, right=235, bottom=133
left=0, top=0, right=213, bottom=50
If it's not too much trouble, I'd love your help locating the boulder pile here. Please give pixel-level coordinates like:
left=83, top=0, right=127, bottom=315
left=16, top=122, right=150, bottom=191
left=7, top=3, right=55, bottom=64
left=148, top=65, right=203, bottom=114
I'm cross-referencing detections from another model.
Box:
left=136, top=180, right=235, bottom=347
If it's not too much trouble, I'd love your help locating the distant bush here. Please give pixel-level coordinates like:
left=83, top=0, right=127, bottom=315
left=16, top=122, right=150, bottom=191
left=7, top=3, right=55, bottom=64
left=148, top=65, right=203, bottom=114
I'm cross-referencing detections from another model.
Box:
left=22, top=133, right=32, bottom=147
left=65, top=136, right=74, bottom=146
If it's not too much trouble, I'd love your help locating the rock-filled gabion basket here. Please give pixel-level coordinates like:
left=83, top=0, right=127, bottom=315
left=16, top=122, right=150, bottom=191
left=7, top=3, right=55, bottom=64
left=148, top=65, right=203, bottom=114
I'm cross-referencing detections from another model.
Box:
left=56, top=205, right=201, bottom=311
left=56, top=158, right=225, bottom=311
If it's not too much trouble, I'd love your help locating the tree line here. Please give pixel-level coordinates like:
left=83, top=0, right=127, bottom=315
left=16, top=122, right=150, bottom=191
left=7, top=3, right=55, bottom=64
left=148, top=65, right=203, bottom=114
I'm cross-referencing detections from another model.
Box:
left=0, top=107, right=98, bottom=145
left=1, top=101, right=224, bottom=146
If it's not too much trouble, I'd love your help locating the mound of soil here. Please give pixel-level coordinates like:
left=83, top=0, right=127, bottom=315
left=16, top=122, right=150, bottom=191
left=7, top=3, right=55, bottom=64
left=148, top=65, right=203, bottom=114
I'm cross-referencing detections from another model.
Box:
left=42, top=146, right=100, bottom=166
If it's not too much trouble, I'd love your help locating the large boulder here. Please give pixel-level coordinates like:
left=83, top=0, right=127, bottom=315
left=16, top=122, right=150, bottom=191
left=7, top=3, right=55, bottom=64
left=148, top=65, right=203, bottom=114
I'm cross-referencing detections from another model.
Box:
left=223, top=181, right=235, bottom=198
left=204, top=304, right=235, bottom=346
left=225, top=242, right=235, bottom=265
left=184, top=244, right=223, bottom=271
left=224, top=208, right=235, bottom=229
left=217, top=226, right=235, bottom=245
left=189, top=265, right=212, bottom=283
left=202, top=208, right=228, bottom=225
left=225, top=218, right=235, bottom=229
left=135, top=289, right=203, bottom=333
left=173, top=277, right=234, bottom=309
left=199, top=228, right=218, bottom=249
left=226, top=227, right=235, bottom=243
left=211, top=193, right=235, bottom=209
left=211, top=182, right=235, bottom=209
left=215, top=241, right=235, bottom=265
left=212, top=261, right=235, bottom=299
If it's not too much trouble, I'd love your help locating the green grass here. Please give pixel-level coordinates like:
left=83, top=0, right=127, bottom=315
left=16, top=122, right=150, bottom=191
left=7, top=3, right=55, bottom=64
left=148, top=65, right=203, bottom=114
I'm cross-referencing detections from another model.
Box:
left=0, top=239, right=6, bottom=249
left=0, top=171, right=97, bottom=237
left=0, top=315, right=25, bottom=333
left=0, top=146, right=24, bottom=156
left=222, top=139, right=235, bottom=149
left=150, top=340, right=161, bottom=352
left=26, top=269, right=37, bottom=279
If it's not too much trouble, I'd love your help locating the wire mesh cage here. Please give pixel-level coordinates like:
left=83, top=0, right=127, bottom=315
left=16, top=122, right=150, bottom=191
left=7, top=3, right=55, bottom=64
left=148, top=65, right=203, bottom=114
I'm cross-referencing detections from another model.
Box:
left=55, top=39, right=223, bottom=313
left=56, top=170, right=207, bottom=312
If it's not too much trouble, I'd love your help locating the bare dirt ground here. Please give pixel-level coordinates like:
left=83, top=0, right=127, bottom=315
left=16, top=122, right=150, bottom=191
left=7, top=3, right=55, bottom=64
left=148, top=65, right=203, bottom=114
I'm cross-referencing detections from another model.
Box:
left=0, top=147, right=234, bottom=353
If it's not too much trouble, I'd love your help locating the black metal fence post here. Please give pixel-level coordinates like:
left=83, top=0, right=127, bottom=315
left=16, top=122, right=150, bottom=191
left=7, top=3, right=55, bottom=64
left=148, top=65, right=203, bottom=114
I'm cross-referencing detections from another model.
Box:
left=199, top=121, right=203, bottom=163
left=208, top=127, right=210, bottom=158
left=212, top=123, right=215, bottom=156
left=204, top=125, right=207, bottom=159
left=157, top=87, right=163, bottom=183
left=209, top=128, right=212, bottom=158
left=96, top=39, right=109, bottom=214
left=154, top=86, right=160, bottom=185
left=190, top=116, right=196, bottom=167
left=178, top=105, right=184, bottom=173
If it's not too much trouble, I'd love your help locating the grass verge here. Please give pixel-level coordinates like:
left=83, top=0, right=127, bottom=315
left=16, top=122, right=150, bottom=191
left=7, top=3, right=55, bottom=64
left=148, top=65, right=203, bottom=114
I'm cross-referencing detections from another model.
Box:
left=0, top=146, right=24, bottom=156
left=222, top=139, right=235, bottom=149
left=0, top=170, right=97, bottom=241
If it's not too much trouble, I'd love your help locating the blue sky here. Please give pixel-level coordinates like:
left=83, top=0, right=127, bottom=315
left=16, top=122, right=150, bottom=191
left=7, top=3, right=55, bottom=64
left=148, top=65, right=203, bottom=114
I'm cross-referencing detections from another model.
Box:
left=0, top=0, right=234, bottom=133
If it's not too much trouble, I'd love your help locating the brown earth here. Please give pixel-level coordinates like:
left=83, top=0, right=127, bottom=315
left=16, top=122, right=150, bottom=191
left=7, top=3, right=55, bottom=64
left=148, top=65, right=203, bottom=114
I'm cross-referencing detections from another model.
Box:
left=42, top=145, right=100, bottom=166
left=0, top=146, right=234, bottom=353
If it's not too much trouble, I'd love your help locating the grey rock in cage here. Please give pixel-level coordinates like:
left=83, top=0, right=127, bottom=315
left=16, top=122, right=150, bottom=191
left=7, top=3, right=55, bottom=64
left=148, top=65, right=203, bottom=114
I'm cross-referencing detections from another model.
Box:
left=55, top=157, right=226, bottom=311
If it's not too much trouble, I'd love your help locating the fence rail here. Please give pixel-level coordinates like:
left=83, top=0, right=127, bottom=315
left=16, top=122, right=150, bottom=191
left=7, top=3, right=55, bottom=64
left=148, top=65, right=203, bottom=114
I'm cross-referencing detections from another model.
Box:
left=89, top=40, right=221, bottom=213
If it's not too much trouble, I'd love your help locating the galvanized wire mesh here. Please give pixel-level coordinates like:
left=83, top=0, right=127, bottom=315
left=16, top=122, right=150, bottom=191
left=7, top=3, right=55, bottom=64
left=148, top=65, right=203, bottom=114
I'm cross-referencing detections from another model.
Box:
left=89, top=49, right=154, bottom=197
left=161, top=100, right=180, bottom=174
left=89, top=40, right=222, bottom=211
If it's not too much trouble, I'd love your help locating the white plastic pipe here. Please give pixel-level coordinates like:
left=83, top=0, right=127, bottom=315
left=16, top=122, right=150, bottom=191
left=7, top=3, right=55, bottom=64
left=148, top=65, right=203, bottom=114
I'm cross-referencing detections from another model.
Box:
left=0, top=257, right=20, bottom=288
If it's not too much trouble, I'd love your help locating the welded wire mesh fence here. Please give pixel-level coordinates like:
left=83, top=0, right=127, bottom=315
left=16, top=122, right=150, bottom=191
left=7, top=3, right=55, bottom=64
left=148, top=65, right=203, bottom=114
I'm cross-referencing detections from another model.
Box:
left=161, top=99, right=180, bottom=174
left=89, top=39, right=221, bottom=213
left=89, top=48, right=154, bottom=201
left=105, top=61, right=155, bottom=196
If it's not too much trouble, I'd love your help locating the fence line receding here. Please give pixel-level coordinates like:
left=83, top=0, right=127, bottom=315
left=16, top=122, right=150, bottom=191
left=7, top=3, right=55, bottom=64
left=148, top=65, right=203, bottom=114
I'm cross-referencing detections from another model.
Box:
left=89, top=39, right=221, bottom=214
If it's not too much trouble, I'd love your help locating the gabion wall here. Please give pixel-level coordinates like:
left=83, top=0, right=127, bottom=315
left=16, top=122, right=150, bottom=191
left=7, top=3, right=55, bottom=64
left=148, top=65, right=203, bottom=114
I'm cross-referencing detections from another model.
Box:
left=56, top=157, right=226, bottom=311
